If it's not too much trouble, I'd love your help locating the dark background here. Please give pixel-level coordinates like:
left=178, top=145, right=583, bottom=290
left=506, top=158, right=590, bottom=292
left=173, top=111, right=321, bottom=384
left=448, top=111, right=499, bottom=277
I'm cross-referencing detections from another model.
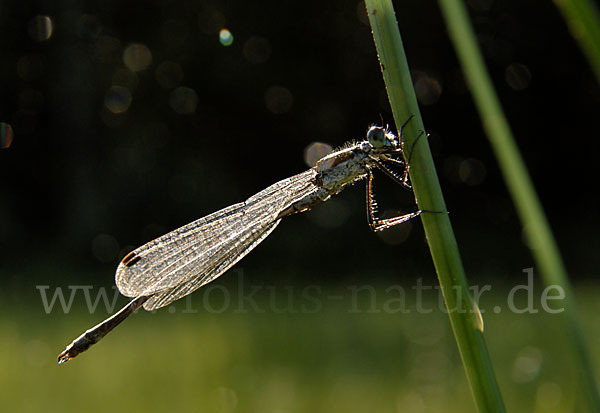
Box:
left=1, top=0, right=598, bottom=292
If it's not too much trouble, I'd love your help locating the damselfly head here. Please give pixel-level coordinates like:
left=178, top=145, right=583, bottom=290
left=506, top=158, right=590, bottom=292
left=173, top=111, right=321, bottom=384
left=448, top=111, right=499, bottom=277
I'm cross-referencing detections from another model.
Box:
left=366, top=125, right=399, bottom=150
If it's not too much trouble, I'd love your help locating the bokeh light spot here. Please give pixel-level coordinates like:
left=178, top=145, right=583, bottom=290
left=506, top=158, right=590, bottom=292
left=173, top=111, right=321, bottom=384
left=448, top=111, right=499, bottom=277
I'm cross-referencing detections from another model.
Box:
left=505, top=63, right=532, bottom=91
left=303, top=142, right=332, bottom=167
left=155, top=61, right=184, bottom=89
left=512, top=346, right=543, bottom=383
left=169, top=86, right=198, bottom=114
left=92, top=233, right=120, bottom=263
left=0, top=123, right=14, bottom=149
left=265, top=86, right=293, bottom=114
left=123, top=43, right=152, bottom=72
left=243, top=36, right=271, bottom=64
left=17, top=54, right=45, bottom=81
left=104, top=86, right=132, bottom=114
left=414, top=72, right=442, bottom=105
left=28, top=15, right=53, bottom=42
left=458, top=158, right=486, bottom=186
left=219, top=29, right=234, bottom=46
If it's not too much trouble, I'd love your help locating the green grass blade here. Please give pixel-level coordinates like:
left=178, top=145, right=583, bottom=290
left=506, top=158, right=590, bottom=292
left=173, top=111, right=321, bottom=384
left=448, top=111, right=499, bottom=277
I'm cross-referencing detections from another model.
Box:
left=364, top=1, right=506, bottom=411
left=554, top=0, right=600, bottom=82
left=437, top=0, right=600, bottom=410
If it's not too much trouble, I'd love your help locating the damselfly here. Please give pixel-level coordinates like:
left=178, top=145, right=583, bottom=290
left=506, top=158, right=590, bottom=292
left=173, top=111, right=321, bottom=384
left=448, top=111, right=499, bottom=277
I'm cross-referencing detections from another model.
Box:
left=57, top=122, right=423, bottom=364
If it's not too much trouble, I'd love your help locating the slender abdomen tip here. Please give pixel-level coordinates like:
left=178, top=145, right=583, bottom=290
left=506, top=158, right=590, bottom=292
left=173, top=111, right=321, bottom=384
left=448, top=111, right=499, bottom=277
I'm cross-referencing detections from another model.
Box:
left=57, top=344, right=76, bottom=365
left=57, top=351, right=70, bottom=365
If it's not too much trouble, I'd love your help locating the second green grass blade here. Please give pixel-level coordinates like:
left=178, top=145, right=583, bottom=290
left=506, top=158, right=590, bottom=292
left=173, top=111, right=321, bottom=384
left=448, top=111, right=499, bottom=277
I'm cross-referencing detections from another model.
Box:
left=437, top=0, right=600, bottom=411
left=554, top=0, right=600, bottom=82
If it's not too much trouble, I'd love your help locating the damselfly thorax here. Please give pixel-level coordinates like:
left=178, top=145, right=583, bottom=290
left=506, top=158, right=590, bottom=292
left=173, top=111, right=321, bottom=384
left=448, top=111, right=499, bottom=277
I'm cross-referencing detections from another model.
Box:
left=278, top=124, right=417, bottom=229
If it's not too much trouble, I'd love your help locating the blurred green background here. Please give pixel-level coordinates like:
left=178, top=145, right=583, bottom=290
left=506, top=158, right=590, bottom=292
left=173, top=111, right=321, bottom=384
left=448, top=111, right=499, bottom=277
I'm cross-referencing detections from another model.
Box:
left=0, top=0, right=598, bottom=411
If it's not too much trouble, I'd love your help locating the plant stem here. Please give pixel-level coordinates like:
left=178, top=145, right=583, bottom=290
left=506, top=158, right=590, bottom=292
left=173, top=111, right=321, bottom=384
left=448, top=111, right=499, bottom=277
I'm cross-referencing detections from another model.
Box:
left=438, top=0, right=600, bottom=410
left=365, top=1, right=506, bottom=411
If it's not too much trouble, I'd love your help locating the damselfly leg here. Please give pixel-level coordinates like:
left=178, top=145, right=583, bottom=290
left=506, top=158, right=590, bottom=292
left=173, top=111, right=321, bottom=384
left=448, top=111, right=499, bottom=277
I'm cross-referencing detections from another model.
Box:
left=371, top=115, right=420, bottom=188
left=365, top=167, right=422, bottom=232
left=395, top=114, right=428, bottom=187
left=369, top=157, right=412, bottom=190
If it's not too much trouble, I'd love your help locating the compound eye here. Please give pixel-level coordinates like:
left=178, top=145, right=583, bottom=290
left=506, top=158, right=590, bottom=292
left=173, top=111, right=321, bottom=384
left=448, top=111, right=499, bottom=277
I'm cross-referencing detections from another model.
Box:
left=367, top=126, right=387, bottom=148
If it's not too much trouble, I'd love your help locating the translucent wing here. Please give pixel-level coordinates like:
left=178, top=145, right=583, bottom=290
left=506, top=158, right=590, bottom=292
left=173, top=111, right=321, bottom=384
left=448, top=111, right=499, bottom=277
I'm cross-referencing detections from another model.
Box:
left=115, top=169, right=319, bottom=311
